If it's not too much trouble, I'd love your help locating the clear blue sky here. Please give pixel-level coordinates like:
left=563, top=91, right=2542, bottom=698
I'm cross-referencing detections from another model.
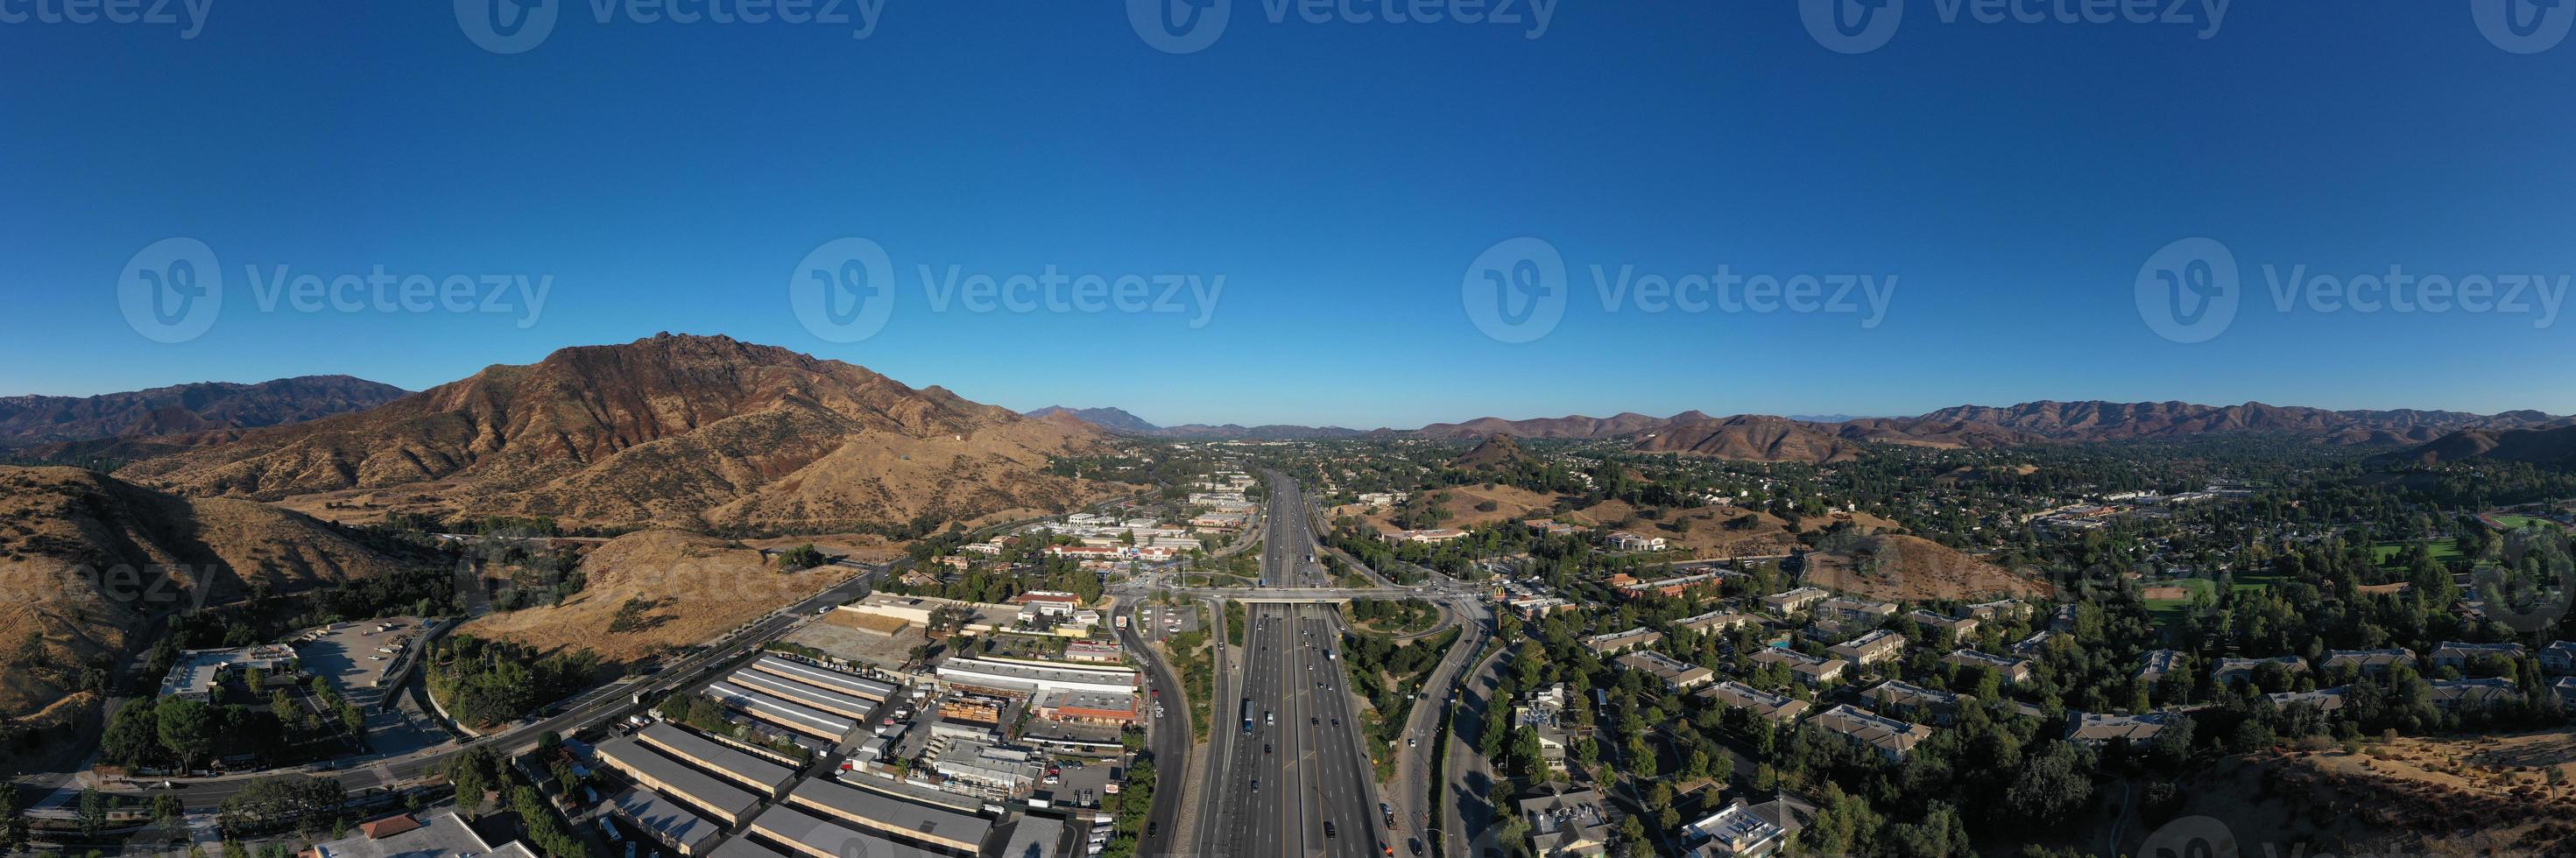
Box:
left=4, top=2, right=2572, bottom=427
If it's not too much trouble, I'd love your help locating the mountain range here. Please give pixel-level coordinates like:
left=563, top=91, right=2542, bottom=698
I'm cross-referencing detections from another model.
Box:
left=1028, top=399, right=2572, bottom=464
left=113, top=334, right=1120, bottom=531
left=0, top=376, right=407, bottom=450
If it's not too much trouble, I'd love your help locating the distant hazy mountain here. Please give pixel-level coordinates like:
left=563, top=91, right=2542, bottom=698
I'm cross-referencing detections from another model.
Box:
left=2368, top=425, right=2576, bottom=468
left=1417, top=411, right=1711, bottom=440
left=0, top=375, right=407, bottom=449
left=1024, top=405, right=1162, bottom=433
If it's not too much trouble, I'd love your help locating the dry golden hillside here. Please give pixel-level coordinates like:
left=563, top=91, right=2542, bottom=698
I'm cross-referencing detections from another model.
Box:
left=117, top=334, right=1127, bottom=531
left=455, top=530, right=844, bottom=664
left=2134, top=732, right=2576, bottom=857
left=0, top=466, right=437, bottom=729
left=1801, top=533, right=2051, bottom=601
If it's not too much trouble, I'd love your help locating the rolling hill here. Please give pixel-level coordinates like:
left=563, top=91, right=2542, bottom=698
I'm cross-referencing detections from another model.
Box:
left=116, top=334, right=1123, bottom=532
left=0, top=376, right=406, bottom=450
left=2368, top=425, right=2576, bottom=468
left=0, top=466, right=441, bottom=730
left=1633, top=415, right=1865, bottom=463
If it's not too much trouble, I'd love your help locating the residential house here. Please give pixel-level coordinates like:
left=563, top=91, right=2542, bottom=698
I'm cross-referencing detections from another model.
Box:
left=1760, top=587, right=1831, bottom=615
left=1521, top=788, right=1618, bottom=857
left=1943, top=649, right=2035, bottom=685
left=1749, top=648, right=1846, bottom=687
left=2135, top=649, right=2188, bottom=684
left=1805, top=704, right=1934, bottom=762
left=2539, top=641, right=2576, bottom=675
left=1583, top=628, right=1663, bottom=656
left=2066, top=711, right=2180, bottom=747
left=2319, top=648, right=2416, bottom=677
left=1816, top=597, right=1898, bottom=631
left=1907, top=609, right=1978, bottom=640
left=2210, top=655, right=2310, bottom=687
left=1615, top=651, right=1715, bottom=692
left=1828, top=629, right=1906, bottom=668
left=2430, top=641, right=2525, bottom=672
left=2430, top=678, right=2520, bottom=711
left=1697, top=680, right=1810, bottom=724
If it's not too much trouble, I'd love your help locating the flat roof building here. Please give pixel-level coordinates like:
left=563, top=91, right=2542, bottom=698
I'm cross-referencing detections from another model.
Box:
left=596, top=735, right=764, bottom=826
left=786, top=777, right=994, bottom=854
left=603, top=785, right=725, bottom=856
left=309, top=812, right=537, bottom=858
left=746, top=805, right=948, bottom=858
left=937, top=657, right=1140, bottom=698
left=752, top=655, right=899, bottom=700
left=707, top=682, right=860, bottom=742
left=729, top=666, right=880, bottom=721
left=636, top=722, right=799, bottom=798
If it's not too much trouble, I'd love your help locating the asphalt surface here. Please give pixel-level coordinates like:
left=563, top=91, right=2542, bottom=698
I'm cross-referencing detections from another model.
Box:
left=1120, top=618, right=1192, bottom=858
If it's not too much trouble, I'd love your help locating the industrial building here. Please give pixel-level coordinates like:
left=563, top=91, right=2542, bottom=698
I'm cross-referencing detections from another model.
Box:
left=746, top=805, right=950, bottom=858
left=708, top=681, right=861, bottom=742
left=728, top=666, right=881, bottom=721
left=636, top=722, right=801, bottom=798
left=751, top=655, right=899, bottom=700
left=786, top=777, right=995, bottom=854
left=596, top=735, right=765, bottom=826
left=603, top=785, right=725, bottom=855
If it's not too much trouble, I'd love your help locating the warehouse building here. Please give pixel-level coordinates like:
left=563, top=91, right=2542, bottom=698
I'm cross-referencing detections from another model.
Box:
left=728, top=667, right=881, bottom=721
left=786, top=777, right=994, bottom=854
left=636, top=722, right=800, bottom=798
left=596, top=735, right=764, bottom=826
left=603, top=786, right=725, bottom=855
left=751, top=655, right=899, bottom=700
left=747, top=805, right=949, bottom=858
left=708, top=681, right=860, bottom=742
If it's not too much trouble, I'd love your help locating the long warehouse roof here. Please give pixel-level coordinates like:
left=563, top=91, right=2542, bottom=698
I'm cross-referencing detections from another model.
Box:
left=752, top=656, right=897, bottom=700
left=703, top=837, right=789, bottom=858
left=636, top=722, right=799, bottom=796
left=597, top=736, right=764, bottom=822
left=787, top=777, right=993, bottom=852
left=603, top=785, right=724, bottom=853
left=747, top=805, right=946, bottom=858
left=728, top=667, right=879, bottom=720
left=708, top=682, right=859, bottom=737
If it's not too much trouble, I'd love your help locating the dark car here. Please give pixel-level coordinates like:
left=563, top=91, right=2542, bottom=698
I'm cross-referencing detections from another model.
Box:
left=1323, top=822, right=1337, bottom=839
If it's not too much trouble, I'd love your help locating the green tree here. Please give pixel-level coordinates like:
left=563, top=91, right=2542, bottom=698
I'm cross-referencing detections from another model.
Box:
left=76, top=788, right=108, bottom=838
left=156, top=698, right=217, bottom=771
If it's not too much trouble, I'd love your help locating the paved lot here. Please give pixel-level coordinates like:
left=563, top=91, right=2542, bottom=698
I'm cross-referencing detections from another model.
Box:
left=293, top=615, right=425, bottom=699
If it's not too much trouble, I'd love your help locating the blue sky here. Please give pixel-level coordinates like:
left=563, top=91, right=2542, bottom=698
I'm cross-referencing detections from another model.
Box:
left=4, top=2, right=2572, bottom=427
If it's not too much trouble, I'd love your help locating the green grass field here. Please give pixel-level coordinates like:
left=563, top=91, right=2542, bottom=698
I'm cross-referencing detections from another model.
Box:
left=2372, top=538, right=2464, bottom=567
left=2490, top=514, right=2551, bottom=531
left=2142, top=578, right=2216, bottom=629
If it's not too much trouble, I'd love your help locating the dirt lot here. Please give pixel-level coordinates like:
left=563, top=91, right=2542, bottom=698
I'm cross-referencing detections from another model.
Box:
left=458, top=529, right=844, bottom=663
left=1801, top=534, right=2052, bottom=601
left=2132, top=731, right=2576, bottom=856
left=1349, top=484, right=1565, bottom=532
left=782, top=611, right=932, bottom=671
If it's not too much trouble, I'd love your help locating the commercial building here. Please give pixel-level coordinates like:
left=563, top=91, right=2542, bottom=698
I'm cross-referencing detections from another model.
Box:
left=158, top=644, right=300, bottom=702
left=751, top=655, right=899, bottom=701
left=603, top=785, right=725, bottom=855
left=786, top=777, right=995, bottom=854
left=706, top=682, right=860, bottom=742
left=1520, top=787, right=1617, bottom=857
left=745, top=805, right=948, bottom=858
left=636, top=722, right=799, bottom=798
left=937, top=657, right=1140, bottom=698
left=705, top=838, right=789, bottom=858
left=729, top=667, right=880, bottom=721
left=596, top=735, right=765, bottom=826
left=309, top=812, right=537, bottom=858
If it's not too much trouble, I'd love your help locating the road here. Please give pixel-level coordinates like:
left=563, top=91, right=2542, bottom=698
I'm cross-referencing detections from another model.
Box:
left=1208, top=603, right=1387, bottom=858
left=1119, top=619, right=1191, bottom=858
left=1440, top=639, right=1511, bottom=858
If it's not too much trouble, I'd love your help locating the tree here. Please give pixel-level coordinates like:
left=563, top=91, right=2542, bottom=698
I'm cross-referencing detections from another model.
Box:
left=0, top=782, right=29, bottom=854
left=2004, top=742, right=2095, bottom=827
left=77, top=787, right=108, bottom=838
left=156, top=698, right=217, bottom=772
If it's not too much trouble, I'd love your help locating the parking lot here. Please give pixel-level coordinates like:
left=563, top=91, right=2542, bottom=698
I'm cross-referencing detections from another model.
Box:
left=294, top=616, right=426, bottom=700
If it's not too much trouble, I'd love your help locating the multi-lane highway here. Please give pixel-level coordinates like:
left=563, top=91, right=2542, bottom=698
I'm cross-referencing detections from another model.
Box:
left=1208, top=602, right=1387, bottom=858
